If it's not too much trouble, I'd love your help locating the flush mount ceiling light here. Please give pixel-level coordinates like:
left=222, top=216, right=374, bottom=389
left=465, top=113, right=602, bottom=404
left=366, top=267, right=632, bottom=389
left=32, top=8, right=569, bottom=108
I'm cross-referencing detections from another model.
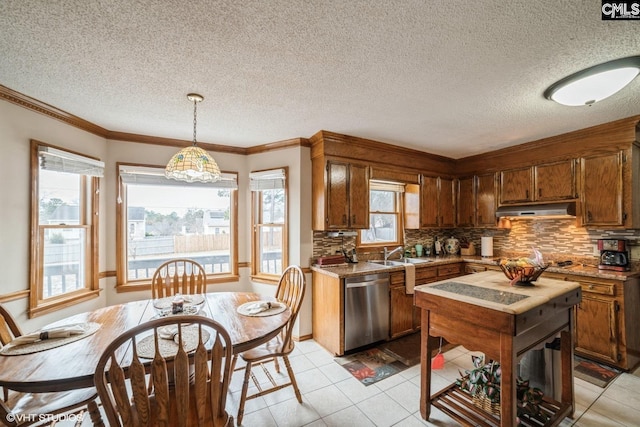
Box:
left=165, top=93, right=221, bottom=183
left=544, top=56, right=640, bottom=106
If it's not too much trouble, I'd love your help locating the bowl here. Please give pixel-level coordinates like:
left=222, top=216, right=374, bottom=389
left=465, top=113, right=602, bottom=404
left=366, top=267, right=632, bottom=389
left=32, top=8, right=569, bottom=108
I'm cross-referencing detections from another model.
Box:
left=499, top=260, right=549, bottom=286
left=153, top=294, right=205, bottom=317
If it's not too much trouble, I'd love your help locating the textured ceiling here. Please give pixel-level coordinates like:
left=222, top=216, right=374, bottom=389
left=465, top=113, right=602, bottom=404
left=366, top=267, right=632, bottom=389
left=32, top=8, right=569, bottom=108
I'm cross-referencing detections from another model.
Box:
left=1, top=0, right=639, bottom=158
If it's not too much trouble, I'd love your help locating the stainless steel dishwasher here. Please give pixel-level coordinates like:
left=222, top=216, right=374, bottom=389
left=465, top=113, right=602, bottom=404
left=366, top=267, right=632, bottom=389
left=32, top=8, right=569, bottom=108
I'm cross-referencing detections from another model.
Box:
left=344, top=272, right=390, bottom=352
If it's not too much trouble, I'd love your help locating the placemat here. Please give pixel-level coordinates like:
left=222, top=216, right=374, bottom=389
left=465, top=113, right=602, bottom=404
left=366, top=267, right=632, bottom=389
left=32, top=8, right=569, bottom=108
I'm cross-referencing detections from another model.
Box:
left=0, top=323, right=101, bottom=356
left=137, top=325, right=211, bottom=359
left=237, top=301, right=287, bottom=317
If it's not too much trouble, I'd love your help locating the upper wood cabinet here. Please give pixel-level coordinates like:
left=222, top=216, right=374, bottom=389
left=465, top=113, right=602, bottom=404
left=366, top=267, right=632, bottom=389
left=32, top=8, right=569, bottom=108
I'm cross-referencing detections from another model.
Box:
left=535, top=160, right=577, bottom=201
left=456, top=174, right=496, bottom=228
left=580, top=151, right=624, bottom=227
left=312, top=159, right=370, bottom=230
left=476, top=173, right=497, bottom=227
left=499, top=159, right=576, bottom=205
left=421, top=175, right=455, bottom=228
left=456, top=177, right=475, bottom=227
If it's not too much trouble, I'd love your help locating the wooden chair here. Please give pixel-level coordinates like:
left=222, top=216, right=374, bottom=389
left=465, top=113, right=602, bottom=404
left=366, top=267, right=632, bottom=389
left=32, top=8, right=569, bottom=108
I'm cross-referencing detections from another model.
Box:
left=233, top=265, right=306, bottom=425
left=0, top=304, right=103, bottom=427
left=151, top=258, right=207, bottom=299
left=94, top=315, right=233, bottom=427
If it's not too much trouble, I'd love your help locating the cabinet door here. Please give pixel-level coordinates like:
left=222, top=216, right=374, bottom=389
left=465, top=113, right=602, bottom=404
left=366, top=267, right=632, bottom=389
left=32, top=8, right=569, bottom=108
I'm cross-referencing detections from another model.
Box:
left=439, top=177, right=455, bottom=227
left=420, top=175, right=439, bottom=227
left=326, top=161, right=350, bottom=229
left=476, top=173, right=496, bottom=227
left=575, top=295, right=619, bottom=365
left=535, top=160, right=576, bottom=201
left=404, top=183, right=420, bottom=229
left=456, top=177, right=475, bottom=227
left=500, top=167, right=533, bottom=204
left=390, top=284, right=414, bottom=338
left=348, top=163, right=370, bottom=229
left=581, top=152, right=624, bottom=226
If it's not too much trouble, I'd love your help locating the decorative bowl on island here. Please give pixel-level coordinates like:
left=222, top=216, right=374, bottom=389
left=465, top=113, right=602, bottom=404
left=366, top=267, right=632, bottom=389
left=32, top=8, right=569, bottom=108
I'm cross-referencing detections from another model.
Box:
left=499, top=258, right=549, bottom=286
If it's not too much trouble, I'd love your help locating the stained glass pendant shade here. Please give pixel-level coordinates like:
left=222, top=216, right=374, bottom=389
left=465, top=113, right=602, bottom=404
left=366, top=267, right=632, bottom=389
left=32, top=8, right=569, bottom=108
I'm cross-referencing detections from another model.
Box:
left=165, top=93, right=221, bottom=183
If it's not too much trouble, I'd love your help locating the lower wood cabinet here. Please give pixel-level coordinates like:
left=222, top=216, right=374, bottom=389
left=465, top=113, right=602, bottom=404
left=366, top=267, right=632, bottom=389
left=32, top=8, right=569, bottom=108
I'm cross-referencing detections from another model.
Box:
left=544, top=272, right=640, bottom=371
left=390, top=263, right=463, bottom=338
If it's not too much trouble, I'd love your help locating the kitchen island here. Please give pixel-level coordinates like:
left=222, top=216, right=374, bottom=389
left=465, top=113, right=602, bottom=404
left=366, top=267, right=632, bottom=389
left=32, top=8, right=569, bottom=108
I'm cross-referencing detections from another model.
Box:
left=414, top=271, right=581, bottom=427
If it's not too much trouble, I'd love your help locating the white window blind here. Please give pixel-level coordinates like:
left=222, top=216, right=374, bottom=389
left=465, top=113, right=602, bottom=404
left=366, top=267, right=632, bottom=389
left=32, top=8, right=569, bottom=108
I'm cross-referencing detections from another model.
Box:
left=38, top=146, right=105, bottom=177
left=370, top=180, right=405, bottom=193
left=250, top=168, right=286, bottom=191
left=119, top=165, right=238, bottom=189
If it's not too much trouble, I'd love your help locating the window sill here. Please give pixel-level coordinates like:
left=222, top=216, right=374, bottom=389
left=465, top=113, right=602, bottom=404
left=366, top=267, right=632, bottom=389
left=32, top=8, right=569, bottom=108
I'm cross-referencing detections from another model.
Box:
left=29, top=289, right=101, bottom=318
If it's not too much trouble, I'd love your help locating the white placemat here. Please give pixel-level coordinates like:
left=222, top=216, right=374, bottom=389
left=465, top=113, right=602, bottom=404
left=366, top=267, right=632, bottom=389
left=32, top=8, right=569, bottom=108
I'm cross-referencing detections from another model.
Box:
left=237, top=301, right=287, bottom=317
left=137, top=325, right=211, bottom=359
left=0, top=322, right=101, bottom=356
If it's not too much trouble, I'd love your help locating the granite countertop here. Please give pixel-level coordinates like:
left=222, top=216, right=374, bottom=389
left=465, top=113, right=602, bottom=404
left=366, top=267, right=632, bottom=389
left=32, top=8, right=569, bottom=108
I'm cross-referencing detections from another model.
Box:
left=310, top=255, right=640, bottom=280
left=414, top=271, right=581, bottom=315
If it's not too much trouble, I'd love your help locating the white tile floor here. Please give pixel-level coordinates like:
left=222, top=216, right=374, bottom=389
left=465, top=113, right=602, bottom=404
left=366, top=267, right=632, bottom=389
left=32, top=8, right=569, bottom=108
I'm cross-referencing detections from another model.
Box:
left=227, top=340, right=640, bottom=427
left=61, top=339, right=640, bottom=426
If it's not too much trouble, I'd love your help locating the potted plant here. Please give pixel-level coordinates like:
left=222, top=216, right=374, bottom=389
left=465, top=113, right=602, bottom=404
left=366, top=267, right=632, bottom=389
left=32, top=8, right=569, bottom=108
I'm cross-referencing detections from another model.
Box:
left=456, top=356, right=549, bottom=424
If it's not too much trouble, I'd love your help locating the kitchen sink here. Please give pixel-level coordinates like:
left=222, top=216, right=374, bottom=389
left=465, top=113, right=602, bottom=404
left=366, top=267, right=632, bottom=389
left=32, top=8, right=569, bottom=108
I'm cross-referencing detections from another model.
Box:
left=369, top=258, right=433, bottom=267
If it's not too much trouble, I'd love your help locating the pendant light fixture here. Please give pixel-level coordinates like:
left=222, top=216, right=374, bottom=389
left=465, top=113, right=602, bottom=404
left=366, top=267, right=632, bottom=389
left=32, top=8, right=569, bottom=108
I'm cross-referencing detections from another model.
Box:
left=165, top=93, right=221, bottom=183
left=544, top=56, right=640, bottom=106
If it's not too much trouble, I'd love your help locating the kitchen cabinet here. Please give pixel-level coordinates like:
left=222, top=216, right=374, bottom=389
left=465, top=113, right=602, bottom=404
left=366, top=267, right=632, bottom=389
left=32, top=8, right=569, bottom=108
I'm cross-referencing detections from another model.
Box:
left=390, top=263, right=462, bottom=338
left=312, top=159, right=369, bottom=230
left=499, top=159, right=576, bottom=205
left=421, top=175, right=455, bottom=228
left=311, top=271, right=344, bottom=355
left=456, top=174, right=497, bottom=227
left=545, top=271, right=640, bottom=371
left=456, top=177, right=474, bottom=227
left=580, top=151, right=623, bottom=227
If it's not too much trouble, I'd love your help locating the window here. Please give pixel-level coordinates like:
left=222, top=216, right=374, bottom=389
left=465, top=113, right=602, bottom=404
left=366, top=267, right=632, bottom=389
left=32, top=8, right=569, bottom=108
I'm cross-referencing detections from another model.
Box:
left=251, top=168, right=287, bottom=281
left=359, top=181, right=404, bottom=247
left=30, top=141, right=103, bottom=316
left=116, top=164, right=238, bottom=290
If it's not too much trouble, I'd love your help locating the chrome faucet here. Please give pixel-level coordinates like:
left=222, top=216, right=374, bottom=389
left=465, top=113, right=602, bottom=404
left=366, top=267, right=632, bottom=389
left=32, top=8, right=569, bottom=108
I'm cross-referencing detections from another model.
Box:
left=384, top=246, right=404, bottom=261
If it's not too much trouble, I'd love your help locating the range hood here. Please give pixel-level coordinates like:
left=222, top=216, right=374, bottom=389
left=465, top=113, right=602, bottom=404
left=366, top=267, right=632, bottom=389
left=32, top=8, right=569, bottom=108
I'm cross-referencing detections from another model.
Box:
left=495, top=202, right=576, bottom=218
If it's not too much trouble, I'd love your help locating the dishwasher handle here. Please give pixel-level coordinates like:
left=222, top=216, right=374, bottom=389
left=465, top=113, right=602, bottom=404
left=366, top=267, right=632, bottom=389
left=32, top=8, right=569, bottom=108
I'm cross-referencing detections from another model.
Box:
left=345, top=277, right=389, bottom=289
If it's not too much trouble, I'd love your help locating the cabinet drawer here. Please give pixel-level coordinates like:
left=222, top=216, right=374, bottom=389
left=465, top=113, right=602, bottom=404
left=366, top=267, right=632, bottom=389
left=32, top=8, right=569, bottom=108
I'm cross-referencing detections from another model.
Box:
left=416, top=267, right=437, bottom=282
left=465, top=264, right=487, bottom=273
left=438, top=264, right=462, bottom=277
left=580, top=281, right=615, bottom=296
left=390, top=271, right=405, bottom=286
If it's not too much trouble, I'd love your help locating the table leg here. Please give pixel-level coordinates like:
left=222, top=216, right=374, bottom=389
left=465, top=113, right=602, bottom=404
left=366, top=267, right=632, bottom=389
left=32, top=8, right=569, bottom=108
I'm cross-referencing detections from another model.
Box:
left=499, top=333, right=516, bottom=427
left=419, top=308, right=432, bottom=420
left=560, top=325, right=575, bottom=418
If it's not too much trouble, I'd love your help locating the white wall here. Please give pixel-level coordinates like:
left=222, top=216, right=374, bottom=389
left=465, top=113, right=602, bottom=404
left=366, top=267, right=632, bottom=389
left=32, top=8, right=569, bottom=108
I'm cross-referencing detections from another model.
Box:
left=0, top=101, right=108, bottom=331
left=0, top=99, right=313, bottom=337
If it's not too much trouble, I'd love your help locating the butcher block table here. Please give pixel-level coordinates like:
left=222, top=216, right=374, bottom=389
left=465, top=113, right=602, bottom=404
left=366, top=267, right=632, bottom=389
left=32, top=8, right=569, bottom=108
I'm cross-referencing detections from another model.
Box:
left=414, top=271, right=582, bottom=427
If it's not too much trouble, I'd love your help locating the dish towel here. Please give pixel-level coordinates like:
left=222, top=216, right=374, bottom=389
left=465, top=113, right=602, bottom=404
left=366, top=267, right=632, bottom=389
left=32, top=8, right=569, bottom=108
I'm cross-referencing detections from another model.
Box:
left=9, top=324, right=89, bottom=346
left=404, top=263, right=416, bottom=294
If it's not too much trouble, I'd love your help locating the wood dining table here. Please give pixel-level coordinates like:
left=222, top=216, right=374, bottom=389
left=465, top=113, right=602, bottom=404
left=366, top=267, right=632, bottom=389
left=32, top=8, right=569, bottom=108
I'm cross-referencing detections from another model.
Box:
left=0, top=292, right=291, bottom=394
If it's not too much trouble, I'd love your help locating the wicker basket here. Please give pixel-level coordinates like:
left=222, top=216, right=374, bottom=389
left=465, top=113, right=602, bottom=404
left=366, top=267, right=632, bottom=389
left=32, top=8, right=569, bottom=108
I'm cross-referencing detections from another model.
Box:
left=472, top=392, right=501, bottom=415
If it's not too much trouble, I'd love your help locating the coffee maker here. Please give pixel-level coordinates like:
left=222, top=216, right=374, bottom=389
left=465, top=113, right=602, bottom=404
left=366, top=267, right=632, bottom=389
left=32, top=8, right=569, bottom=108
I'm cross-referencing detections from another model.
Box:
left=598, top=239, right=630, bottom=271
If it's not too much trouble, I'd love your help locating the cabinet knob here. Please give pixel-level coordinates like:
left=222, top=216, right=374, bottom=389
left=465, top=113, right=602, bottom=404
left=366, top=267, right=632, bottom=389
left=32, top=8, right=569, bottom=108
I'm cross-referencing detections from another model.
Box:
left=588, top=285, right=594, bottom=290
left=352, top=215, right=356, bottom=224
left=538, top=188, right=542, bottom=197
left=342, top=214, right=347, bottom=224
left=525, top=189, right=529, bottom=199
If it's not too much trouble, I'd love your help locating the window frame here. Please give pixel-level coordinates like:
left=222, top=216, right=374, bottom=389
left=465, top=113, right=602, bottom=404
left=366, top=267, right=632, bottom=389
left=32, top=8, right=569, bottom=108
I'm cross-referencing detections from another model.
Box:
left=357, top=181, right=404, bottom=249
left=250, top=167, right=288, bottom=284
left=115, top=162, right=239, bottom=292
left=29, top=140, right=101, bottom=317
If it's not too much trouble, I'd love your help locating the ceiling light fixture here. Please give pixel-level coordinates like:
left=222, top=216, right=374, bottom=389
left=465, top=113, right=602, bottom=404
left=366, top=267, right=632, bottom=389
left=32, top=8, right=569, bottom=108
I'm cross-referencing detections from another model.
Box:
left=544, top=56, right=640, bottom=106
left=165, top=93, right=221, bottom=183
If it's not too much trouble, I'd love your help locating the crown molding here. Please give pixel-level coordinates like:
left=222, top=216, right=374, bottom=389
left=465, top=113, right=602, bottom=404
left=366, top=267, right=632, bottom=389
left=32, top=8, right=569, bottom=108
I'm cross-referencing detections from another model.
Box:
left=0, top=84, right=307, bottom=155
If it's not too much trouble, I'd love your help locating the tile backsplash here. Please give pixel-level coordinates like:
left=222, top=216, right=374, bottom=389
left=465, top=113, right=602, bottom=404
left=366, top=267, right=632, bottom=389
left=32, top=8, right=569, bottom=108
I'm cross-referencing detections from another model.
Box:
left=313, top=218, right=640, bottom=265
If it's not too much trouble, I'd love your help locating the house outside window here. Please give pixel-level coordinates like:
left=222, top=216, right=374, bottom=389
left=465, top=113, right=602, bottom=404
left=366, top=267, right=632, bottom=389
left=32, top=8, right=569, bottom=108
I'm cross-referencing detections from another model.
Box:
left=29, top=141, right=103, bottom=317
left=251, top=168, right=287, bottom=281
left=116, top=164, right=238, bottom=290
left=359, top=181, right=404, bottom=247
